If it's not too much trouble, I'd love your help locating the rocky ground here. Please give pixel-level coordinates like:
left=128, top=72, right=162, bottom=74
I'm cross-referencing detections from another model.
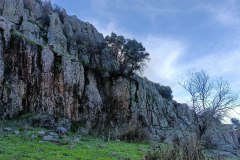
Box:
left=0, top=119, right=150, bottom=160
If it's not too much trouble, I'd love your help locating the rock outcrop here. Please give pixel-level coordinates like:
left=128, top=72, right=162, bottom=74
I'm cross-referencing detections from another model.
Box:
left=0, top=3, right=239, bottom=157
left=202, top=124, right=240, bottom=159
left=0, top=0, right=199, bottom=142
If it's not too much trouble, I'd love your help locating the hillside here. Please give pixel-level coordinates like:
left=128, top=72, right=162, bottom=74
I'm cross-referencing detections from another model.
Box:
left=0, top=0, right=239, bottom=159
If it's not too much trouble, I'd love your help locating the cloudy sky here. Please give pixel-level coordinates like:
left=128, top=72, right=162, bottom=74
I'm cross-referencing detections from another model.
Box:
left=52, top=0, right=240, bottom=121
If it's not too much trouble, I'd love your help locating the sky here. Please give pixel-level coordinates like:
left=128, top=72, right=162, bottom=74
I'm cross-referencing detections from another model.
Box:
left=52, top=0, right=240, bottom=121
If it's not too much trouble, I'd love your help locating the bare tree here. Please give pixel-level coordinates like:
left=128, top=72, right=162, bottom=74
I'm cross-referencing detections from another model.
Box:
left=211, top=78, right=239, bottom=117
left=180, top=70, right=239, bottom=121
left=180, top=70, right=213, bottom=114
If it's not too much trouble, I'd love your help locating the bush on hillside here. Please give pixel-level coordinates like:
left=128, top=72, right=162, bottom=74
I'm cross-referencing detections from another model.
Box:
left=157, top=85, right=173, bottom=100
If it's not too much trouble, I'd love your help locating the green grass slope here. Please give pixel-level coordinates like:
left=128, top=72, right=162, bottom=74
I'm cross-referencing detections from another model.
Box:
left=0, top=121, right=149, bottom=160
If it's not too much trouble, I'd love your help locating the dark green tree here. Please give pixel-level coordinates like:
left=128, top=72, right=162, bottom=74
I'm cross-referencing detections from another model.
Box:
left=123, top=39, right=150, bottom=73
left=105, top=32, right=150, bottom=74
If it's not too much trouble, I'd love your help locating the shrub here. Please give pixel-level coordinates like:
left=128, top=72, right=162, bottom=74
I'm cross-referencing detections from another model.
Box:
left=105, top=32, right=150, bottom=74
left=157, top=85, right=173, bottom=100
left=120, top=128, right=150, bottom=142
left=147, top=133, right=203, bottom=160
left=71, top=120, right=86, bottom=132
left=146, top=143, right=179, bottom=160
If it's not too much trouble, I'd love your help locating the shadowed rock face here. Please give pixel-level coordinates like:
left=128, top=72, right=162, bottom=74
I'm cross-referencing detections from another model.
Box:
left=0, top=0, right=199, bottom=141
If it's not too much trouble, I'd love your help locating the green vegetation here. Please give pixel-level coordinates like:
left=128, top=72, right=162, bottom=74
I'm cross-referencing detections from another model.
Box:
left=11, top=29, right=81, bottom=64
left=156, top=85, right=173, bottom=100
left=11, top=29, right=44, bottom=48
left=105, top=32, right=150, bottom=74
left=0, top=120, right=149, bottom=160
left=0, top=134, right=149, bottom=160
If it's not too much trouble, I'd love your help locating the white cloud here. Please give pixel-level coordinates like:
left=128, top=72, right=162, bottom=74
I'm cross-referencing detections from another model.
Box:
left=142, top=35, right=185, bottom=85
left=200, top=0, right=240, bottom=27
left=141, top=36, right=240, bottom=107
left=182, top=50, right=240, bottom=80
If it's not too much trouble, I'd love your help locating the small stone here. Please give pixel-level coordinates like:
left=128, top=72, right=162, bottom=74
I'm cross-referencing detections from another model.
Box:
left=56, top=127, right=68, bottom=134
left=78, top=127, right=88, bottom=136
left=48, top=132, right=59, bottom=139
left=43, top=135, right=58, bottom=142
left=3, top=127, right=12, bottom=132
left=38, top=131, right=45, bottom=135
left=49, top=132, right=58, bottom=137
left=38, top=140, right=45, bottom=143
left=14, top=130, right=20, bottom=135
left=31, top=135, right=37, bottom=139
left=57, top=119, right=71, bottom=131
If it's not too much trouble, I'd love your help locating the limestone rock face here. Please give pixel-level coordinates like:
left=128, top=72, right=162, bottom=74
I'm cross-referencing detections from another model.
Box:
left=202, top=125, right=240, bottom=151
left=0, top=0, right=202, bottom=144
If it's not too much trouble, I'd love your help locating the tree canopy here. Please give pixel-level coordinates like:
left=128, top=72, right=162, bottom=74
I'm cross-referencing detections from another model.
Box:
left=105, top=33, right=150, bottom=74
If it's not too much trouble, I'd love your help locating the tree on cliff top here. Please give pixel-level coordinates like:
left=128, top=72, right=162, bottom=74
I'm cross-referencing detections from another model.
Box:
left=105, top=33, right=150, bottom=74
left=180, top=70, right=239, bottom=123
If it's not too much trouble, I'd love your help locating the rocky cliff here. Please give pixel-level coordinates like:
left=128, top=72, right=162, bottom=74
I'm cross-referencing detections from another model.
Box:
left=0, top=0, right=201, bottom=142
left=1, top=3, right=240, bottom=158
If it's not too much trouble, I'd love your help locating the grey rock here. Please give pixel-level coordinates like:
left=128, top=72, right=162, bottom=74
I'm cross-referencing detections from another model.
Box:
left=57, top=118, right=71, bottom=131
left=43, top=135, right=59, bottom=142
left=0, top=32, right=4, bottom=82
left=159, top=118, right=168, bottom=128
left=203, top=149, right=240, bottom=160
left=78, top=127, right=89, bottom=136
left=38, top=131, right=46, bottom=135
left=101, top=48, right=120, bottom=73
left=56, top=127, right=68, bottom=134
left=84, top=71, right=102, bottom=112
left=19, top=18, right=44, bottom=45
left=41, top=48, right=54, bottom=73
left=31, top=135, right=37, bottom=139
left=80, top=54, right=90, bottom=65
left=14, top=130, right=20, bottom=135
left=3, top=127, right=12, bottom=132
left=29, top=113, right=56, bottom=129
left=0, top=16, right=13, bottom=45
left=47, top=12, right=67, bottom=53
left=201, top=125, right=240, bottom=152
left=49, top=132, right=58, bottom=138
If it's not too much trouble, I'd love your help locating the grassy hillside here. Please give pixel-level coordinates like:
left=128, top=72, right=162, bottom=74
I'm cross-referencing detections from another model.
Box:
left=0, top=120, right=149, bottom=160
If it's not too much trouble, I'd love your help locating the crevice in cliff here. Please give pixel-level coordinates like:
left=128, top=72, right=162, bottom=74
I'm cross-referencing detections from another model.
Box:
left=17, top=16, right=23, bottom=30
left=78, top=67, right=88, bottom=114
left=0, top=29, right=6, bottom=49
